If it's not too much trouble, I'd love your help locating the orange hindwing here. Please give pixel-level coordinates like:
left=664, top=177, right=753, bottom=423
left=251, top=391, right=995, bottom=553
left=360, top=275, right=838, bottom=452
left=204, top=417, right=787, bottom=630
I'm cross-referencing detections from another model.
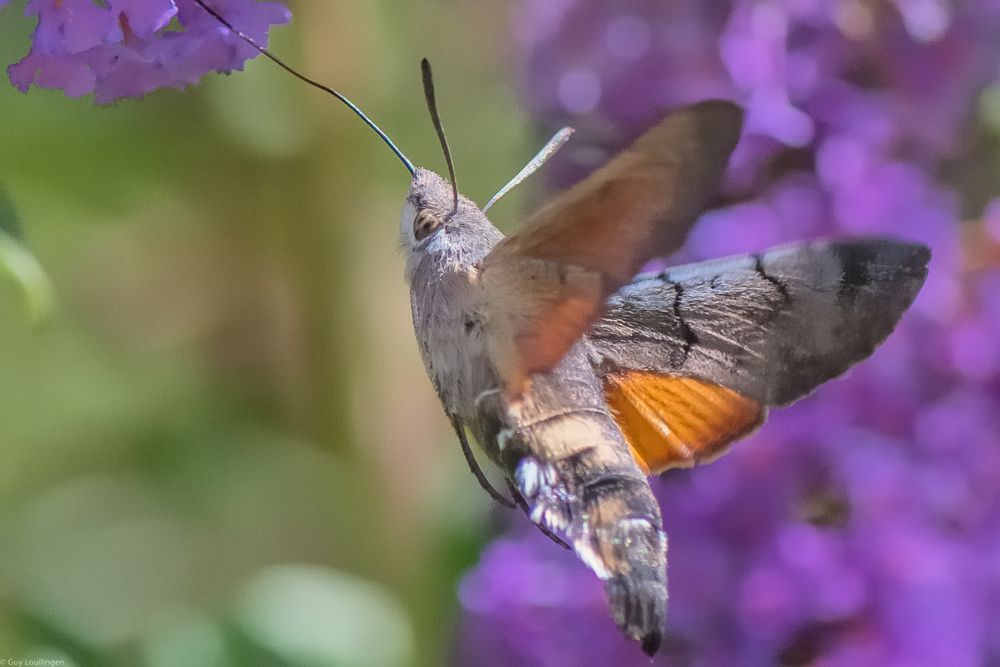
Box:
left=604, top=371, right=764, bottom=475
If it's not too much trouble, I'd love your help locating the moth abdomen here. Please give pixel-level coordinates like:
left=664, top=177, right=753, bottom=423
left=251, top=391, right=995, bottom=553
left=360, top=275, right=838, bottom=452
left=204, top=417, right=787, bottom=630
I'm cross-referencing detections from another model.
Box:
left=579, top=460, right=666, bottom=655
left=512, top=435, right=667, bottom=655
left=603, top=518, right=668, bottom=657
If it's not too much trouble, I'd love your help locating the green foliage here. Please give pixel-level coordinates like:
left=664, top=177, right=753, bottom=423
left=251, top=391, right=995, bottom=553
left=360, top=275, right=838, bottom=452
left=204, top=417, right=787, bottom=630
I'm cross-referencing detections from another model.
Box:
left=0, top=187, right=54, bottom=323
left=0, top=2, right=533, bottom=665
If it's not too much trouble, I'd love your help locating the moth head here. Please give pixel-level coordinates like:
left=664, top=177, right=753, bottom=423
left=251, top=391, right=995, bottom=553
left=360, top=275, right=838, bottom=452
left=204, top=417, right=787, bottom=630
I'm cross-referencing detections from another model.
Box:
left=399, top=60, right=486, bottom=266
left=399, top=60, right=567, bottom=282
left=399, top=168, right=495, bottom=261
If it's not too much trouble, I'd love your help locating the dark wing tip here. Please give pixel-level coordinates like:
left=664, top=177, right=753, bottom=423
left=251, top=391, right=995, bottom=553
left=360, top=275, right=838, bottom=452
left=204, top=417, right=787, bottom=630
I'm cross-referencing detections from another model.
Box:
left=910, top=241, right=932, bottom=267
left=868, top=237, right=931, bottom=266
left=833, top=237, right=932, bottom=287
left=766, top=237, right=932, bottom=405
left=904, top=241, right=932, bottom=284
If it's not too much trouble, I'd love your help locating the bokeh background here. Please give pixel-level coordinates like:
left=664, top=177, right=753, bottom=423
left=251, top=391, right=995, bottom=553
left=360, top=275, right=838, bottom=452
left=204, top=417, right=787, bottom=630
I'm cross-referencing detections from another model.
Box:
left=1, top=1, right=1000, bottom=666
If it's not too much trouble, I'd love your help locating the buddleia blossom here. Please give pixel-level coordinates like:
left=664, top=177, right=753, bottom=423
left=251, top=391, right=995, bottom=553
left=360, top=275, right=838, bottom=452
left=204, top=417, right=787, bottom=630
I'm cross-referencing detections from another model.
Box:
left=3, top=0, right=290, bottom=102
left=459, top=1, right=1000, bottom=665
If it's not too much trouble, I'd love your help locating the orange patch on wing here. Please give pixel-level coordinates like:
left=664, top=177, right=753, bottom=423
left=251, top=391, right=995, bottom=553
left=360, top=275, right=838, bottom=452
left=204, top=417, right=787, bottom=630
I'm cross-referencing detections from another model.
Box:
left=604, top=371, right=764, bottom=475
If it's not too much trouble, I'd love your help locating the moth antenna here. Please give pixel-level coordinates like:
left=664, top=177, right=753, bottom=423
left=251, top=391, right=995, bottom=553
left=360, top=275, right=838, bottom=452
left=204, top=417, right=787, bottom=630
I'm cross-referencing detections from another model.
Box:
left=191, top=0, right=415, bottom=175
left=420, top=58, right=459, bottom=214
left=482, top=127, right=574, bottom=213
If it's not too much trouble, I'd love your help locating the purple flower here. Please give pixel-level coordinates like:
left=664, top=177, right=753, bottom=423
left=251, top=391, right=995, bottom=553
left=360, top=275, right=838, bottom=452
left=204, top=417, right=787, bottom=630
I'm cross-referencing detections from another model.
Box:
left=4, top=0, right=290, bottom=102
left=27, top=0, right=122, bottom=55
left=458, top=0, right=1000, bottom=664
left=457, top=535, right=630, bottom=667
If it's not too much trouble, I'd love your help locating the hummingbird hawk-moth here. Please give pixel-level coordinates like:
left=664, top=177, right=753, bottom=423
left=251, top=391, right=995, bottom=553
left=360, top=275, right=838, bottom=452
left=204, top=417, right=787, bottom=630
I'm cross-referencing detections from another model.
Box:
left=195, top=3, right=930, bottom=655
left=401, top=89, right=928, bottom=656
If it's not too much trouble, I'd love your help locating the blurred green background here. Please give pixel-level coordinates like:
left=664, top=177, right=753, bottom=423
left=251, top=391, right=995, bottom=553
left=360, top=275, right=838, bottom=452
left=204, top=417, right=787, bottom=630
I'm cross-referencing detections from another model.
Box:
left=0, top=2, right=540, bottom=665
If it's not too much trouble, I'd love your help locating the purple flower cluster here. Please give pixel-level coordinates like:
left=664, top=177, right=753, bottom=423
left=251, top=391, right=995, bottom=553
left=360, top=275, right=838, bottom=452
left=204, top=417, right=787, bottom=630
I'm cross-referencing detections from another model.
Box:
left=459, top=1, right=1000, bottom=665
left=3, top=0, right=289, bottom=102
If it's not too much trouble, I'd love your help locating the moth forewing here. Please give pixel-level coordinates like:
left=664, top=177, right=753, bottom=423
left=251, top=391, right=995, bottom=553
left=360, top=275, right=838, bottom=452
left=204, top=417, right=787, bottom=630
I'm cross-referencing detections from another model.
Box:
left=479, top=257, right=605, bottom=397
left=480, top=100, right=745, bottom=398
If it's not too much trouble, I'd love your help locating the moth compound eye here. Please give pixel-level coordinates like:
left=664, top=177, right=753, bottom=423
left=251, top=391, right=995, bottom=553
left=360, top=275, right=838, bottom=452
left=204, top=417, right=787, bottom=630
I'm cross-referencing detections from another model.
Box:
left=413, top=209, right=442, bottom=241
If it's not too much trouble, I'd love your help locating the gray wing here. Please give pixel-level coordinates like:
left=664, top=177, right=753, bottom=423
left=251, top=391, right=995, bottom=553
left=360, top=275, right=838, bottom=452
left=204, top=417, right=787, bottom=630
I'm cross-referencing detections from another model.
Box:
left=588, top=238, right=930, bottom=406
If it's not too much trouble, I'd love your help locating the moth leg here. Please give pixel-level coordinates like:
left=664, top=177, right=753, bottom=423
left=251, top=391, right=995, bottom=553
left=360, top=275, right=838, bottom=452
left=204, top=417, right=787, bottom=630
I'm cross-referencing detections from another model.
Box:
left=449, top=416, right=516, bottom=508
left=505, top=478, right=571, bottom=550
